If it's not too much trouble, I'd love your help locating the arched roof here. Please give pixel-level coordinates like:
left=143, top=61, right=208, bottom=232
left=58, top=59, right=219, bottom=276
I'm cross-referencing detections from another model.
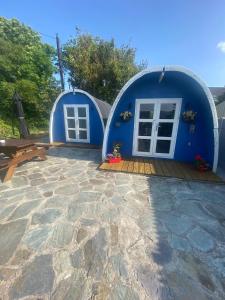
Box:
left=102, top=66, right=219, bottom=172
left=49, top=89, right=108, bottom=143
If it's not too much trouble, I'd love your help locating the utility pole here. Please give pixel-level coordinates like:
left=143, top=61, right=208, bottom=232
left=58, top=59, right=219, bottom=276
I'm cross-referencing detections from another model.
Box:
left=56, top=33, right=65, bottom=91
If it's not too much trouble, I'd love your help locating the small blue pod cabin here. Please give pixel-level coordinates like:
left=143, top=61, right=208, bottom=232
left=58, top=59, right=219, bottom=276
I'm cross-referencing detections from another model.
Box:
left=50, top=89, right=111, bottom=146
left=102, top=66, right=219, bottom=172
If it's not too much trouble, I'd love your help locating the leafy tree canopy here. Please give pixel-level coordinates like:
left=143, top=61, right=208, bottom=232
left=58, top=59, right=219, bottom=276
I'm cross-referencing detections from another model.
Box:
left=63, top=32, right=146, bottom=104
left=0, top=17, right=59, bottom=125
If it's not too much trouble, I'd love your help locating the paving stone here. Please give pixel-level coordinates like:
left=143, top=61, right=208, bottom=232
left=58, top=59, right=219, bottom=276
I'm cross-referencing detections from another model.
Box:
left=55, top=184, right=78, bottom=195
left=76, top=228, right=88, bottom=243
left=48, top=223, right=74, bottom=248
left=70, top=248, right=84, bottom=268
left=137, top=264, right=172, bottom=299
left=80, top=218, right=97, bottom=226
left=169, top=235, right=191, bottom=252
left=163, top=214, right=193, bottom=235
left=28, top=172, right=43, bottom=180
left=187, top=227, right=215, bottom=252
left=110, top=224, right=118, bottom=246
left=30, top=178, right=46, bottom=186
left=76, top=191, right=102, bottom=203
left=8, top=200, right=41, bottom=220
left=149, top=239, right=173, bottom=266
left=11, top=176, right=28, bottom=188
left=0, top=267, right=17, bottom=281
left=23, top=226, right=53, bottom=250
left=0, top=204, right=16, bottom=220
left=177, top=252, right=215, bottom=292
left=166, top=271, right=213, bottom=300
left=11, top=248, right=32, bottom=265
left=31, top=208, right=62, bottom=225
left=10, top=254, right=54, bottom=299
left=0, top=219, right=27, bottom=264
left=67, top=204, right=85, bottom=222
left=53, top=250, right=73, bottom=279
left=109, top=254, right=128, bottom=279
left=51, top=270, right=92, bottom=300
left=84, top=228, right=107, bottom=279
left=110, top=282, right=139, bottom=300
left=203, top=203, right=225, bottom=221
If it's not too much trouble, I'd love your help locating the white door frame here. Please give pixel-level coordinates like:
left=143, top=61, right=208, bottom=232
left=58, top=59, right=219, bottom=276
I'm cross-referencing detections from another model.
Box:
left=64, top=104, right=90, bottom=143
left=132, top=98, right=182, bottom=159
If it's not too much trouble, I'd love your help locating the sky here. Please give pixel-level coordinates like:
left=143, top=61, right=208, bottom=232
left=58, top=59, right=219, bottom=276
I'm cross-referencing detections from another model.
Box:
left=1, top=0, right=225, bottom=86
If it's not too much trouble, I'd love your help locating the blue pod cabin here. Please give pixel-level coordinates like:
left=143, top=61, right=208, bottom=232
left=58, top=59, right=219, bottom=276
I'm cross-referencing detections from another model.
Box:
left=50, top=89, right=111, bottom=146
left=102, top=66, right=219, bottom=172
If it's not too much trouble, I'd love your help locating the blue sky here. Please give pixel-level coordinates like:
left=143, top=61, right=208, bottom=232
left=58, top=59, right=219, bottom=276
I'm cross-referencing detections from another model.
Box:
left=1, top=0, right=225, bottom=86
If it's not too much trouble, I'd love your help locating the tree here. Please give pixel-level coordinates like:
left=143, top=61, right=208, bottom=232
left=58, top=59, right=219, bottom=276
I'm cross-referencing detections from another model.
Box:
left=0, top=17, right=59, bottom=126
left=63, top=32, right=146, bottom=104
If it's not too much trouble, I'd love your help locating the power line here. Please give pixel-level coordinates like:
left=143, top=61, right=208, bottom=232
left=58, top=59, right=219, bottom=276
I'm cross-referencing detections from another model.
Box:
left=39, top=31, right=55, bottom=40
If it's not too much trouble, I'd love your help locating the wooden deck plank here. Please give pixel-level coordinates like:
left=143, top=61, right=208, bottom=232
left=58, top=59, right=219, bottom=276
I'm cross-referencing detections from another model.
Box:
left=98, top=158, right=224, bottom=183
left=144, top=159, right=152, bottom=175
left=121, top=160, right=130, bottom=172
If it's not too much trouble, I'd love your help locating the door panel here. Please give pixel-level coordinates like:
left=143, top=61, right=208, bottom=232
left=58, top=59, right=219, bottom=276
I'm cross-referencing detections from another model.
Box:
left=64, top=104, right=90, bottom=143
left=133, top=99, right=181, bottom=158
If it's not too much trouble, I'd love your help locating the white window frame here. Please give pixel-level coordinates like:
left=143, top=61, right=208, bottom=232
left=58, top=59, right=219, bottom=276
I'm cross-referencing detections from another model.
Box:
left=132, top=98, right=182, bottom=159
left=64, top=104, right=90, bottom=143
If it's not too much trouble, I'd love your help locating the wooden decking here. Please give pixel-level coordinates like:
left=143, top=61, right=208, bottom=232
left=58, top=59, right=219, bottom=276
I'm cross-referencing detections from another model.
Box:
left=99, top=158, right=224, bottom=183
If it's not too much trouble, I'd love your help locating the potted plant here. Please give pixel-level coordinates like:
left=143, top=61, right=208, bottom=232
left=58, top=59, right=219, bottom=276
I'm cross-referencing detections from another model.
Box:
left=195, top=154, right=209, bottom=172
left=182, top=110, right=197, bottom=123
left=106, top=143, right=122, bottom=163
left=120, top=111, right=132, bottom=121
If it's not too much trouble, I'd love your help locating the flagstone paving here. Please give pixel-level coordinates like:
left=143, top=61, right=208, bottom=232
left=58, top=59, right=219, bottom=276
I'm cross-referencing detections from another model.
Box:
left=0, top=147, right=225, bottom=299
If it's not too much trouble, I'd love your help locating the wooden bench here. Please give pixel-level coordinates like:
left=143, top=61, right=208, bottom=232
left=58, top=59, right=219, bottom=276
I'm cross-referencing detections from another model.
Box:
left=0, top=139, right=47, bottom=182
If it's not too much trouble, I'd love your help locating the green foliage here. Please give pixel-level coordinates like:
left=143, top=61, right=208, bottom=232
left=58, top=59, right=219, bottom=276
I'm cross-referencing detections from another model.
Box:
left=63, top=32, right=146, bottom=104
left=0, top=17, right=60, bottom=126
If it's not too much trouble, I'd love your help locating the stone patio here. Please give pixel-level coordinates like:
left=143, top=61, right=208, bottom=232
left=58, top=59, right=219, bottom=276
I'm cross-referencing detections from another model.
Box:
left=0, top=147, right=225, bottom=299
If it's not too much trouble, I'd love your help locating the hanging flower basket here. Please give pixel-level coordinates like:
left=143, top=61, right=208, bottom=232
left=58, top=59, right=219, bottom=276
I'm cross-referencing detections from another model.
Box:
left=182, top=110, right=197, bottom=123
left=120, top=111, right=132, bottom=122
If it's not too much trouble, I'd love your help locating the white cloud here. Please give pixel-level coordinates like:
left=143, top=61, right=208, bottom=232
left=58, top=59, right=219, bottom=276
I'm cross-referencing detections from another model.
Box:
left=217, top=41, right=225, bottom=53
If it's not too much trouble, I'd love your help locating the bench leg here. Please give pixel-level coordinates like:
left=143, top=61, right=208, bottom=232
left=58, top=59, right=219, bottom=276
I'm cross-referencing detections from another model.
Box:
left=3, top=164, right=17, bottom=182
left=38, top=148, right=47, bottom=161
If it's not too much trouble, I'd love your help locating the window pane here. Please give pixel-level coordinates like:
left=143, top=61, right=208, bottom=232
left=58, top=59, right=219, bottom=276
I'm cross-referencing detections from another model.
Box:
left=138, top=122, right=152, bottom=136
left=79, top=119, right=87, bottom=129
left=79, top=130, right=87, bottom=140
left=160, top=104, right=176, bottom=119
left=156, top=140, right=171, bottom=153
left=66, top=107, right=74, bottom=117
left=158, top=122, right=173, bottom=137
left=67, top=119, right=75, bottom=128
left=68, top=130, right=76, bottom=139
left=138, top=139, right=150, bottom=152
left=78, top=107, right=86, bottom=117
left=139, top=104, right=154, bottom=119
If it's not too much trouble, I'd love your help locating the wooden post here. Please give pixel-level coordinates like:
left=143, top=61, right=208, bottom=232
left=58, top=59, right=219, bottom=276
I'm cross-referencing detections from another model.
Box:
left=13, top=92, right=29, bottom=139
left=56, top=33, right=65, bottom=91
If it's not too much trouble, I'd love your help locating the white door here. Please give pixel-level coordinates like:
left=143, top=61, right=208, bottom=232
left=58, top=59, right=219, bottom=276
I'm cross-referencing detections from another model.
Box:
left=64, top=104, right=90, bottom=143
left=133, top=98, right=181, bottom=158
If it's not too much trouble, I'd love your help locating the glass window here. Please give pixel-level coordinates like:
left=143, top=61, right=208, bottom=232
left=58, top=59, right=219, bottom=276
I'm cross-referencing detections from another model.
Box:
left=139, top=104, right=154, bottom=119
left=79, top=130, right=87, bottom=140
left=138, top=139, right=151, bottom=152
left=79, top=119, right=87, bottom=129
left=68, top=130, right=76, bottom=139
left=156, top=140, right=171, bottom=153
left=138, top=122, right=152, bottom=136
left=160, top=104, right=176, bottom=119
left=158, top=123, right=173, bottom=137
left=67, top=119, right=75, bottom=129
left=78, top=107, right=86, bottom=117
left=66, top=107, right=74, bottom=117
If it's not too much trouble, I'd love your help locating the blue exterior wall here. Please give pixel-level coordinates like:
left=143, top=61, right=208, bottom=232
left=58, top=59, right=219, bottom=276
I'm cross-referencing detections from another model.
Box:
left=52, top=92, right=104, bottom=145
left=107, top=72, right=215, bottom=167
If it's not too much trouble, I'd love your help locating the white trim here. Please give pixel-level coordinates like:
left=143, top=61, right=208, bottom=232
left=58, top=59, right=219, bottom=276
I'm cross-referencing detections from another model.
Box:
left=63, top=104, right=90, bottom=143
left=102, top=66, right=219, bottom=172
left=49, top=89, right=105, bottom=144
left=132, top=98, right=182, bottom=159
